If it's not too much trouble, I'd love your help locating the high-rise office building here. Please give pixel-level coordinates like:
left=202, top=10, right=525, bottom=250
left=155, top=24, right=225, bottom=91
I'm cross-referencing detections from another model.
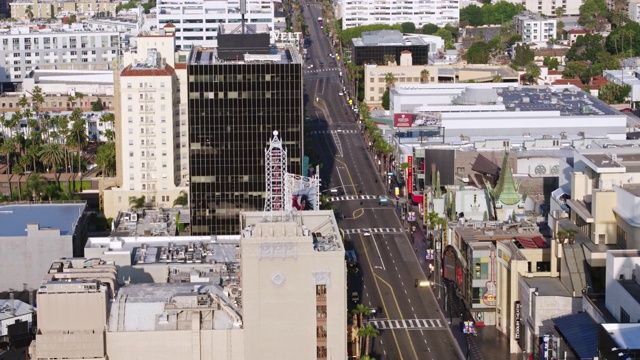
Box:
left=188, top=24, right=303, bottom=235
left=156, top=0, right=275, bottom=50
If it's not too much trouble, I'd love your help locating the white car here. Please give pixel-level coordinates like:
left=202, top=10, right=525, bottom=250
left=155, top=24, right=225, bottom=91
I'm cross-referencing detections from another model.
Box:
left=338, top=91, right=344, bottom=96
left=363, top=229, right=371, bottom=236
left=307, top=64, right=314, bottom=69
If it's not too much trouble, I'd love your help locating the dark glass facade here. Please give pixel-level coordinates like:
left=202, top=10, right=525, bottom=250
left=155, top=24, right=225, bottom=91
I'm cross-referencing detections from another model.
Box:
left=351, top=45, right=430, bottom=66
left=188, top=59, right=303, bottom=235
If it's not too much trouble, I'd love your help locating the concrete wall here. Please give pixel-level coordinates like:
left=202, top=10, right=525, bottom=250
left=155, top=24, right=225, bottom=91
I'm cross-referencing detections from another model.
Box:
left=592, top=190, right=617, bottom=245
left=106, top=329, right=244, bottom=360
left=241, top=220, right=347, bottom=360
left=605, top=250, right=640, bottom=322
left=0, top=228, right=73, bottom=291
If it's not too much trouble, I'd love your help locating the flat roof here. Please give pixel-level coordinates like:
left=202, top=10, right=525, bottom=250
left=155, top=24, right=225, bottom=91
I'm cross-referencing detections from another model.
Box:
left=0, top=203, right=85, bottom=237
left=108, top=283, right=242, bottom=332
left=0, top=299, right=34, bottom=321
left=189, top=44, right=301, bottom=65
left=523, top=277, right=571, bottom=297
left=621, top=184, right=640, bottom=197
left=86, top=235, right=240, bottom=266
left=601, top=323, right=640, bottom=350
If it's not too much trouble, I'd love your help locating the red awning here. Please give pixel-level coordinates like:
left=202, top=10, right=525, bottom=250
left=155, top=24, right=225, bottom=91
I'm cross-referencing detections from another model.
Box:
left=412, top=194, right=423, bottom=204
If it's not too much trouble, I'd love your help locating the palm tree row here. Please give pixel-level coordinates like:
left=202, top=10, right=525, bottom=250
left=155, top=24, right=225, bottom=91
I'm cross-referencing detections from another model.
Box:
left=0, top=86, right=102, bottom=177
left=351, top=303, right=380, bottom=359
left=359, top=103, right=394, bottom=171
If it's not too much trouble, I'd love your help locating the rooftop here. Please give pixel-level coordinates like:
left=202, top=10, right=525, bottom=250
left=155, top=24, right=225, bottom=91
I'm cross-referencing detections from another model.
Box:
left=108, top=283, right=242, bottom=332
left=0, top=203, right=85, bottom=237
left=601, top=323, right=640, bottom=350
left=353, top=30, right=435, bottom=47
left=85, top=235, right=240, bottom=266
left=524, top=277, right=571, bottom=297
left=394, top=83, right=620, bottom=117
left=0, top=299, right=34, bottom=321
left=110, top=209, right=181, bottom=237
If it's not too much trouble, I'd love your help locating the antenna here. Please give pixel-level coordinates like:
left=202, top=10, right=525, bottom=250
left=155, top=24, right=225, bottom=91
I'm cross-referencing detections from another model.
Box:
left=263, top=131, right=288, bottom=222
left=240, top=0, right=247, bottom=34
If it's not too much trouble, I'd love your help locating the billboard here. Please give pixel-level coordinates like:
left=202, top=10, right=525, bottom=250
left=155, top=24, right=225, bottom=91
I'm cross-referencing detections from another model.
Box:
left=284, top=172, right=320, bottom=212
left=394, top=113, right=413, bottom=128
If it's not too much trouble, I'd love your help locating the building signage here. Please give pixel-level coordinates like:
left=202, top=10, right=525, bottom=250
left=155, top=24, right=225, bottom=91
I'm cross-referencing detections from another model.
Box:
left=514, top=301, right=521, bottom=340
left=394, top=113, right=413, bottom=128
left=407, top=155, right=413, bottom=194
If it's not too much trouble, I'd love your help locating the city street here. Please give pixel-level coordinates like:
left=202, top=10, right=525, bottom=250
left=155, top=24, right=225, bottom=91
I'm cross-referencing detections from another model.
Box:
left=301, top=5, right=464, bottom=359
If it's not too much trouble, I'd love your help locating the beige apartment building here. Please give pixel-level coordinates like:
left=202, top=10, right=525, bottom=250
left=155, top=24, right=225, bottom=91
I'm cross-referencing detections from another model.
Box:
left=31, top=210, right=347, bottom=360
left=103, top=28, right=189, bottom=218
left=11, top=0, right=118, bottom=21
left=363, top=60, right=519, bottom=110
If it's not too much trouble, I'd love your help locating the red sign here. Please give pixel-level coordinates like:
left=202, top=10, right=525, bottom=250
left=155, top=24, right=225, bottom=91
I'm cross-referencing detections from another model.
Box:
left=394, top=113, right=413, bottom=128
left=407, top=155, right=413, bottom=195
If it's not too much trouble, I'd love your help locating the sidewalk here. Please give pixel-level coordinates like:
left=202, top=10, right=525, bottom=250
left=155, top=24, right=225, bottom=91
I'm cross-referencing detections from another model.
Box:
left=409, top=219, right=519, bottom=360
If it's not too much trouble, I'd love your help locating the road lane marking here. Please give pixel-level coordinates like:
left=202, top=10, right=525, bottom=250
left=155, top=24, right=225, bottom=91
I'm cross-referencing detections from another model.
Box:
left=367, top=318, right=447, bottom=330
left=371, top=233, right=386, bottom=271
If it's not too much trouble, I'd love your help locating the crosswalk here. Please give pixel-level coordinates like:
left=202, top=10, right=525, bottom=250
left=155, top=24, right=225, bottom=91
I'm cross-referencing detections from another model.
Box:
left=329, top=194, right=383, bottom=201
left=344, top=228, right=403, bottom=235
left=368, top=318, right=445, bottom=330
left=310, top=130, right=358, bottom=135
left=304, top=67, right=340, bottom=74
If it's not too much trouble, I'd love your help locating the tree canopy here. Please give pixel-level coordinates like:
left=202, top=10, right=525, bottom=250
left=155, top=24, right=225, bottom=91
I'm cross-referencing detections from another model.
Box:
left=465, top=42, right=491, bottom=64
left=460, top=2, right=524, bottom=26
left=566, top=33, right=605, bottom=63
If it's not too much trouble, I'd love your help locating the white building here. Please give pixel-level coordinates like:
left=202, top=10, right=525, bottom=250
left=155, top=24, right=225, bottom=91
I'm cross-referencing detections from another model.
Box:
left=341, top=0, right=459, bottom=29
left=389, top=83, right=628, bottom=143
left=505, top=0, right=580, bottom=17
left=156, top=0, right=275, bottom=49
left=630, top=0, right=640, bottom=23
left=0, top=298, right=35, bottom=338
left=605, top=250, right=640, bottom=323
left=0, top=25, right=120, bottom=84
left=602, top=69, right=640, bottom=103
left=514, top=13, right=557, bottom=44
left=103, top=29, right=189, bottom=218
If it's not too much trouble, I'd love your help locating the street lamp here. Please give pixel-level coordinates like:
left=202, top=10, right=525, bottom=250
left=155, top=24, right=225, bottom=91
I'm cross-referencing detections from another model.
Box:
left=424, top=281, right=450, bottom=324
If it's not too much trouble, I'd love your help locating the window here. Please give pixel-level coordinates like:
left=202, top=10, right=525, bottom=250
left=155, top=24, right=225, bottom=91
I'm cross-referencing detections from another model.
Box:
left=129, top=151, right=134, bottom=157
left=129, top=162, right=134, bottom=168
left=620, top=307, right=630, bottom=323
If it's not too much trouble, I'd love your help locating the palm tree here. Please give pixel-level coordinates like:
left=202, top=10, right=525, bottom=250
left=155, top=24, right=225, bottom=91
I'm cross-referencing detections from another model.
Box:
left=555, top=6, right=565, bottom=18
left=173, top=190, right=188, bottom=207
left=384, top=72, right=396, bottom=89
left=129, top=195, right=146, bottom=209
left=39, top=143, right=65, bottom=184
left=0, top=138, right=16, bottom=174
left=420, top=69, right=430, bottom=84
left=358, top=323, right=379, bottom=356
left=27, top=173, right=47, bottom=201
left=351, top=303, right=371, bottom=328
left=25, top=5, right=34, bottom=20
left=492, top=74, right=503, bottom=83
left=524, top=61, right=541, bottom=84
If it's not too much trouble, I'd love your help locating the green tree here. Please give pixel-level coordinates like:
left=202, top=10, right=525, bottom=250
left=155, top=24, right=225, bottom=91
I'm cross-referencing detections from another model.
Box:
left=384, top=72, right=396, bottom=89
left=598, top=83, right=631, bottom=104
left=129, top=195, right=146, bottom=209
left=27, top=173, right=47, bottom=201
left=524, top=61, right=541, bottom=84
left=465, top=42, right=490, bottom=64
left=578, top=0, right=609, bottom=31
left=91, top=97, right=104, bottom=111
left=460, top=5, right=484, bottom=26
left=433, top=28, right=453, bottom=44
left=563, top=61, right=594, bottom=84
left=421, top=23, right=439, bottom=34
left=420, top=69, right=430, bottom=84
left=400, top=22, right=416, bottom=33
left=566, top=33, right=605, bottom=63
left=25, top=5, right=33, bottom=20
left=381, top=89, right=390, bottom=110
left=173, top=190, right=189, bottom=207
left=555, top=6, right=565, bottom=18
left=95, top=142, right=116, bottom=177
left=38, top=143, right=65, bottom=181
left=605, top=22, right=640, bottom=56
left=359, top=323, right=380, bottom=356
left=543, top=56, right=560, bottom=70
left=512, top=44, right=534, bottom=67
